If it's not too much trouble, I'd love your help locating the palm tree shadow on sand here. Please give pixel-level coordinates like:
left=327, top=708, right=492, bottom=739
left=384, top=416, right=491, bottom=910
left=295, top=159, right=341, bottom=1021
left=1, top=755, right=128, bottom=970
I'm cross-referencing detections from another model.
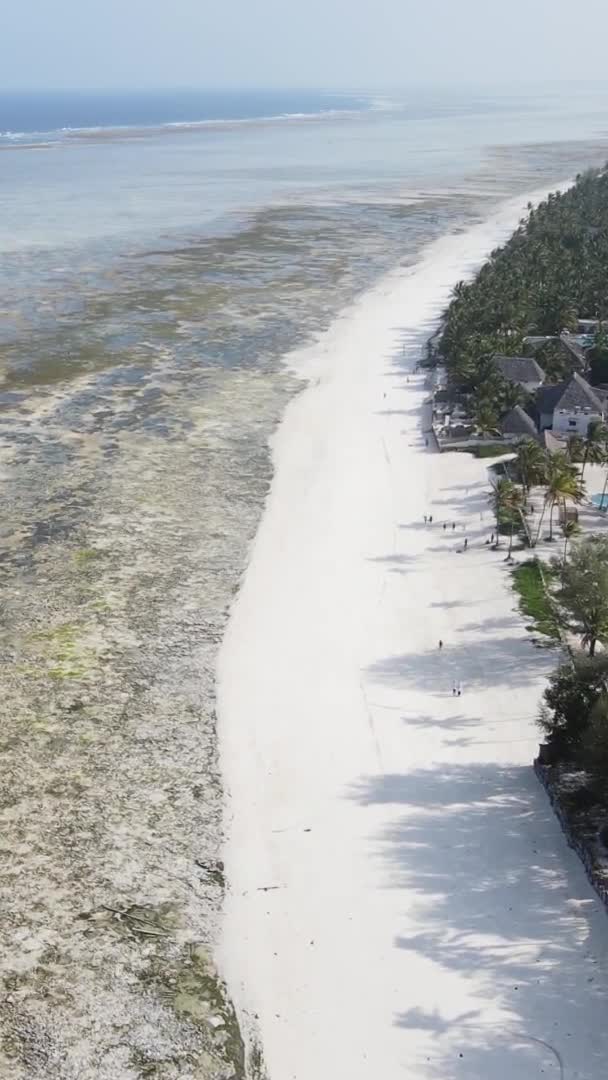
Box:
left=348, top=763, right=608, bottom=1079
left=366, top=635, right=544, bottom=693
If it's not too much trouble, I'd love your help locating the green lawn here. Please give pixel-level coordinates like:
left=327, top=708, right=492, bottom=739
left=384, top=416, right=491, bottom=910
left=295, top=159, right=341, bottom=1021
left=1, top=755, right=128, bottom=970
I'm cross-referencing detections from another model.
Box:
left=452, top=443, right=512, bottom=458
left=512, top=559, right=560, bottom=641
left=475, top=443, right=513, bottom=459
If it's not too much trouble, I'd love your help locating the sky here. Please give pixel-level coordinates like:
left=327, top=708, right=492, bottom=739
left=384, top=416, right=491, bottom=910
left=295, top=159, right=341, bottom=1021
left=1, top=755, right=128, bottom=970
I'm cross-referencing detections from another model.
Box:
left=4, top=0, right=608, bottom=89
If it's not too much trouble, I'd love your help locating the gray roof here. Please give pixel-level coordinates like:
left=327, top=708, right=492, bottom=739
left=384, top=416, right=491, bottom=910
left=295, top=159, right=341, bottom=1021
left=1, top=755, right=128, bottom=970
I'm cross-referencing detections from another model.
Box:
left=559, top=333, right=586, bottom=366
left=494, top=355, right=545, bottom=385
left=500, top=405, right=538, bottom=437
left=536, top=383, right=565, bottom=416
left=555, top=372, right=604, bottom=413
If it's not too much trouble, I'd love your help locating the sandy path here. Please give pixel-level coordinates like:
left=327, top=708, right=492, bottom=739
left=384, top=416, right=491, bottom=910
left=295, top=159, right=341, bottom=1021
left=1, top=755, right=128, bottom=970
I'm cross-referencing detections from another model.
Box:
left=217, top=197, right=608, bottom=1079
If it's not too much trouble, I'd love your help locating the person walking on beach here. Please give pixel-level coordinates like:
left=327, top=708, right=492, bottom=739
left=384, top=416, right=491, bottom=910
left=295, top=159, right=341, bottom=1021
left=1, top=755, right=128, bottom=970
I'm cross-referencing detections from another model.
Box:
left=429, top=515, right=433, bottom=524
left=464, top=537, right=468, bottom=551
left=443, top=522, right=447, bottom=531
left=438, top=639, right=443, bottom=650
left=452, top=522, right=456, bottom=531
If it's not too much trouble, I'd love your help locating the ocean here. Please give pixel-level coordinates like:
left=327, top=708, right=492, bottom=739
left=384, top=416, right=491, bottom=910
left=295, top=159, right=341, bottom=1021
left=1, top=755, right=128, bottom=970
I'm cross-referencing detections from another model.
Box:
left=2, top=85, right=608, bottom=1076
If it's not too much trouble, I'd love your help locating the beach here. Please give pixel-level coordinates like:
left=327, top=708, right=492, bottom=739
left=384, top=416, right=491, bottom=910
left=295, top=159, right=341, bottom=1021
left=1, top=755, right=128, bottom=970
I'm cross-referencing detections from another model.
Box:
left=5, top=89, right=608, bottom=1078
left=217, top=192, right=608, bottom=1079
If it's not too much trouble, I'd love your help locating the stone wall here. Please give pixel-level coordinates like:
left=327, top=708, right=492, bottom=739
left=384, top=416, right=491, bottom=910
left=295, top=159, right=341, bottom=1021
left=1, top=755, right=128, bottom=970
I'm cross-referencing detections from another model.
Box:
left=534, top=748, right=608, bottom=909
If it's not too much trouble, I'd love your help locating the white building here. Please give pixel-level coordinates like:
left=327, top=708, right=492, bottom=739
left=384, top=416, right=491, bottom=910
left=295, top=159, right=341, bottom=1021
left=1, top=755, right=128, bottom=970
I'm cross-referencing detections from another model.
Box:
left=536, top=372, right=605, bottom=437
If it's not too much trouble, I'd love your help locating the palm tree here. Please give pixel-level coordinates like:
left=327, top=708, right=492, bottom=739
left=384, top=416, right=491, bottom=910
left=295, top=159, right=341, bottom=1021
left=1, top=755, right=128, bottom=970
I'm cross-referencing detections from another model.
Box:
left=561, top=518, right=581, bottom=579
left=545, top=456, right=586, bottom=542
left=451, top=280, right=468, bottom=301
left=512, top=439, right=547, bottom=494
left=473, top=401, right=500, bottom=437
left=581, top=420, right=608, bottom=479
left=598, top=455, right=608, bottom=511
left=488, top=477, right=524, bottom=551
left=436, top=169, right=608, bottom=411
left=501, top=380, right=525, bottom=412
left=505, top=484, right=526, bottom=559
left=567, top=435, right=584, bottom=464
left=488, top=477, right=508, bottom=547
left=534, top=453, right=585, bottom=544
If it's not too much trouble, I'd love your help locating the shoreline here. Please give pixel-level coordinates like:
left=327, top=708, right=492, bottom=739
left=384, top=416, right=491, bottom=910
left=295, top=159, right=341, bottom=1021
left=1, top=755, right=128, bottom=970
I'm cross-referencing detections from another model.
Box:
left=216, top=183, right=608, bottom=1078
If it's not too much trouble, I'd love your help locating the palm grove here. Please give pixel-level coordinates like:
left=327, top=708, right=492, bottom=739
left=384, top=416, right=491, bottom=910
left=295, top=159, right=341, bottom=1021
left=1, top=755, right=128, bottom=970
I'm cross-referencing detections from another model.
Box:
left=440, top=165, right=608, bottom=800
left=439, top=166, right=608, bottom=430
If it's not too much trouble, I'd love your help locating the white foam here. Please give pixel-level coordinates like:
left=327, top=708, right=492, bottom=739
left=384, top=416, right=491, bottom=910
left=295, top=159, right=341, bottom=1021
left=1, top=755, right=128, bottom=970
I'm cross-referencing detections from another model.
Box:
left=0, top=106, right=365, bottom=148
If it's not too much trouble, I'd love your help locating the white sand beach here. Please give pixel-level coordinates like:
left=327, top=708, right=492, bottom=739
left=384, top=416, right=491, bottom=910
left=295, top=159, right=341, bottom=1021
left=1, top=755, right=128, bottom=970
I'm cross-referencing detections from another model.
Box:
left=217, top=193, right=608, bottom=1079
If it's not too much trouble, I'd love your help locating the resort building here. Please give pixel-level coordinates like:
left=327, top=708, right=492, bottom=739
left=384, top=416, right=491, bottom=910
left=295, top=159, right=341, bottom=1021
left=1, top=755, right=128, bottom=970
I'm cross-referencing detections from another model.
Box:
left=535, top=372, right=605, bottom=436
left=560, top=331, right=590, bottom=368
left=432, top=363, right=605, bottom=453
left=493, top=354, right=545, bottom=393
left=500, top=404, right=539, bottom=441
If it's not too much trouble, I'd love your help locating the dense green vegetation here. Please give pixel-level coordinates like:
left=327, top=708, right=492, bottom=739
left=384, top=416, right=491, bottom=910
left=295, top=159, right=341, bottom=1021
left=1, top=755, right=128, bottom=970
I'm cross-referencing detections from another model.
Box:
left=438, top=166, right=608, bottom=400
left=527, top=528, right=608, bottom=791
left=448, top=169, right=608, bottom=832
left=540, top=654, right=608, bottom=794
left=557, top=536, right=608, bottom=656
left=506, top=496, right=608, bottom=795
left=485, top=448, right=608, bottom=792
left=588, top=333, right=608, bottom=384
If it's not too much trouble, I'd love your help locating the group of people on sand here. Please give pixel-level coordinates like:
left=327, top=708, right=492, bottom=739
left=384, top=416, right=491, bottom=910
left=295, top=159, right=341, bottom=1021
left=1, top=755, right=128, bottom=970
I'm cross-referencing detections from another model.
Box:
left=424, top=515, right=469, bottom=550
left=423, top=515, right=460, bottom=531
